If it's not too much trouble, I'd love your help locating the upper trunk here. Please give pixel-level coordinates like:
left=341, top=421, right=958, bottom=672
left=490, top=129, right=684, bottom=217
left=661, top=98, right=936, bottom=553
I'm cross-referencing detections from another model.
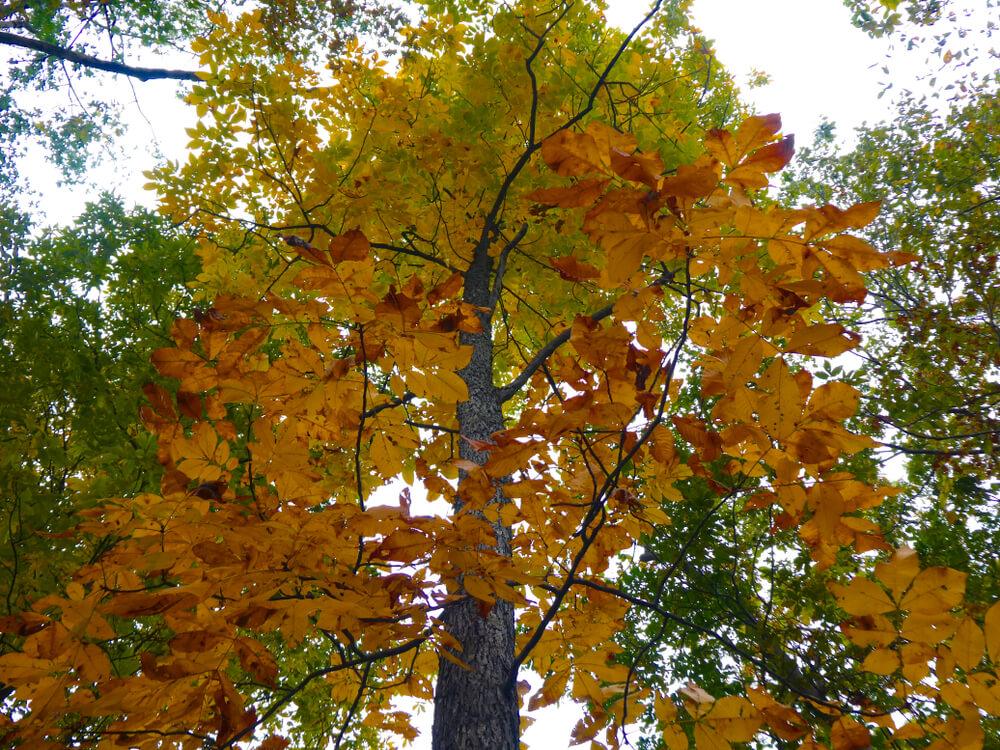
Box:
left=431, top=245, right=519, bottom=750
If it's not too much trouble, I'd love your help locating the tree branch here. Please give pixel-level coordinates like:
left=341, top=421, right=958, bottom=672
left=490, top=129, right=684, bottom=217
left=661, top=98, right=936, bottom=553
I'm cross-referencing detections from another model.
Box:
left=496, top=302, right=614, bottom=402
left=0, top=31, right=200, bottom=81
left=488, top=222, right=528, bottom=308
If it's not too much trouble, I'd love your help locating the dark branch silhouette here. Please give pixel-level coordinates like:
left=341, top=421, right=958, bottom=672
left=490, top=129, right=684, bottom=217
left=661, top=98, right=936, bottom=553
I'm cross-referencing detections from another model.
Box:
left=0, top=31, right=200, bottom=82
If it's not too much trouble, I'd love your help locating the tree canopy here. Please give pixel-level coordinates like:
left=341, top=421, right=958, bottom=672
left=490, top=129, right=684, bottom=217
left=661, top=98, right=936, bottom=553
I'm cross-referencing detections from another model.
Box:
left=0, top=0, right=404, bottom=195
left=0, top=1, right=997, bottom=749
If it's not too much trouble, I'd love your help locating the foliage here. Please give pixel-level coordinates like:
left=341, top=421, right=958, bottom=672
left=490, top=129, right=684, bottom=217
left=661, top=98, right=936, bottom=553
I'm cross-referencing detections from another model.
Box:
left=0, top=195, right=196, bottom=641
left=0, top=0, right=404, bottom=194
left=0, top=2, right=997, bottom=750
left=841, top=0, right=948, bottom=36
left=781, top=77, right=999, bottom=619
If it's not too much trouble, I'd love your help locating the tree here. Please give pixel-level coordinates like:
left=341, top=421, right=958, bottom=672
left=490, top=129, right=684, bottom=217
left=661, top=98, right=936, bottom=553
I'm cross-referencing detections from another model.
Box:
left=0, top=196, right=196, bottom=637
left=0, top=2, right=997, bottom=749
left=0, top=0, right=404, bottom=194
left=616, top=14, right=999, bottom=742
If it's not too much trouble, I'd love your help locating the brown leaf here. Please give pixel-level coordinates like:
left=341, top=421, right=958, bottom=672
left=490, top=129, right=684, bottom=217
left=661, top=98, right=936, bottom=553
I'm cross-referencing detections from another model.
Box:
left=527, top=179, right=608, bottom=207
left=550, top=255, right=600, bottom=281
left=785, top=323, right=861, bottom=357
left=235, top=637, right=279, bottom=687
left=329, top=228, right=370, bottom=262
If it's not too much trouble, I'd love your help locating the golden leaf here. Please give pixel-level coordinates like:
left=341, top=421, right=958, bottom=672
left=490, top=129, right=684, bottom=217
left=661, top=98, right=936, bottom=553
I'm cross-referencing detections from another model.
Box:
left=829, top=579, right=894, bottom=616
left=952, top=618, right=986, bottom=672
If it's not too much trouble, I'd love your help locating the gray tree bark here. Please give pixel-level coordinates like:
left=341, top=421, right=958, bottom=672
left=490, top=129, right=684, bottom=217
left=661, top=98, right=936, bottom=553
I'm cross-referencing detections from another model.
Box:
left=431, top=243, right=519, bottom=749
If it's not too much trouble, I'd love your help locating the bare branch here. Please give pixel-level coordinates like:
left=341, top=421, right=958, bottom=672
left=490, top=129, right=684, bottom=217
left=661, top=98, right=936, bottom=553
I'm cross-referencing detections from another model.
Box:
left=488, top=222, right=528, bottom=308
left=0, top=31, right=199, bottom=81
left=496, top=302, right=614, bottom=402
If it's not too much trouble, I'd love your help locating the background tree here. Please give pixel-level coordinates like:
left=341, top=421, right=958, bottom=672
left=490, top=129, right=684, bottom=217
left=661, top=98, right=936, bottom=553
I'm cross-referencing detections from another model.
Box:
left=0, top=0, right=404, bottom=195
left=619, top=5, right=998, bottom=747
left=0, top=196, right=196, bottom=637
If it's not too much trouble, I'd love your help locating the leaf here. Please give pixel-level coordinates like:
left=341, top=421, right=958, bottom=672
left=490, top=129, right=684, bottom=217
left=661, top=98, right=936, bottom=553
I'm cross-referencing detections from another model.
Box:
left=968, top=672, right=1000, bottom=715
left=171, top=630, right=229, bottom=653
left=550, top=255, right=601, bottom=281
left=951, top=618, right=985, bottom=671
left=540, top=130, right=605, bottom=176
left=874, top=546, right=920, bottom=599
left=807, top=382, right=861, bottom=421
left=102, top=590, right=197, bottom=617
left=831, top=717, right=870, bottom=750
left=724, top=136, right=795, bottom=189
left=672, top=415, right=722, bottom=461
left=661, top=162, right=719, bottom=199
left=258, top=737, right=291, bottom=750
left=785, top=324, right=861, bottom=357
left=329, top=229, right=370, bottom=262
left=705, top=114, right=782, bottom=167
left=151, top=347, right=204, bottom=379
left=530, top=669, right=570, bottom=711
left=861, top=647, right=899, bottom=675
left=428, top=272, right=464, bottom=305
left=234, top=637, right=278, bottom=687
left=463, top=575, right=494, bottom=604
left=830, top=579, right=895, bottom=616
left=899, top=567, right=967, bottom=614
left=701, top=695, right=762, bottom=742
left=985, top=602, right=1000, bottom=663
left=528, top=179, right=608, bottom=207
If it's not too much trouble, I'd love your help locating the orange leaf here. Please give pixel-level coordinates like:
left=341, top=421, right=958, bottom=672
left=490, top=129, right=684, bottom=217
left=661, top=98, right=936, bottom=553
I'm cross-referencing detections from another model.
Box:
left=672, top=415, right=722, bottom=461
left=725, top=136, right=795, bottom=189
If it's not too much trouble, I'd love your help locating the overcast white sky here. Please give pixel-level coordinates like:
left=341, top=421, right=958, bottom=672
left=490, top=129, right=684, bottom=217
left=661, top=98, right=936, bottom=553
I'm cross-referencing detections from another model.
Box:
left=13, top=0, right=990, bottom=746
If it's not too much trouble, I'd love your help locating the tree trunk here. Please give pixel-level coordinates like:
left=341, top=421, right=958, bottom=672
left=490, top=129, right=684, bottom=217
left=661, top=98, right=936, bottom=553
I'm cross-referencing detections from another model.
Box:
left=431, top=246, right=519, bottom=749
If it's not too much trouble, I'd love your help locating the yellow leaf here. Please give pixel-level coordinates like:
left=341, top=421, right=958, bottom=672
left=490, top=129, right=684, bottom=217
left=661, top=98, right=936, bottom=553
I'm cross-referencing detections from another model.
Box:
left=900, top=566, right=967, bottom=614
left=874, top=546, right=920, bottom=600
left=463, top=575, right=494, bottom=604
left=939, top=680, right=975, bottom=712
left=830, top=717, right=870, bottom=750
left=663, top=722, right=688, bottom=750
left=693, top=725, right=729, bottom=750
left=892, top=722, right=925, bottom=740
left=830, top=578, right=894, bottom=616
left=952, top=617, right=986, bottom=671
left=807, top=382, right=861, bottom=421
left=968, top=672, right=1000, bottom=715
left=861, top=647, right=899, bottom=675
left=702, top=695, right=762, bottom=742
left=529, top=669, right=569, bottom=711
left=984, top=602, right=1000, bottom=662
